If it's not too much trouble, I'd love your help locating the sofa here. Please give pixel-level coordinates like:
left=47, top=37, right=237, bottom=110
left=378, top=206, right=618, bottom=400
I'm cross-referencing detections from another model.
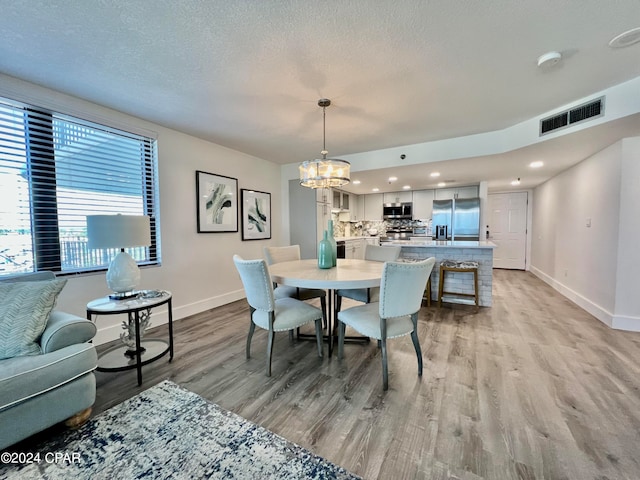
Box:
left=0, top=271, right=98, bottom=451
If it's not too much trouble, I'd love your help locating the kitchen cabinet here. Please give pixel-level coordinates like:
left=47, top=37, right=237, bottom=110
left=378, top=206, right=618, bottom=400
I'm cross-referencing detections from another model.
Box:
left=383, top=191, right=413, bottom=204
left=364, top=193, right=384, bottom=220
left=352, top=194, right=364, bottom=221
left=332, top=189, right=350, bottom=211
left=456, top=185, right=479, bottom=198
left=364, top=237, right=379, bottom=247
left=412, top=189, right=435, bottom=220
left=434, top=185, right=479, bottom=200
left=344, top=238, right=364, bottom=259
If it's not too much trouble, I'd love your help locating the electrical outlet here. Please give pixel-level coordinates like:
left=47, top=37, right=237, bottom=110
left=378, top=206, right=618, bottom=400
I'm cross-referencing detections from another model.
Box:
left=564, top=269, right=568, bottom=277
left=586, top=217, right=591, bottom=228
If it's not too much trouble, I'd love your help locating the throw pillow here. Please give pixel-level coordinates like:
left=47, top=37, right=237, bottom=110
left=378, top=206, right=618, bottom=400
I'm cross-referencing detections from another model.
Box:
left=0, top=279, right=67, bottom=360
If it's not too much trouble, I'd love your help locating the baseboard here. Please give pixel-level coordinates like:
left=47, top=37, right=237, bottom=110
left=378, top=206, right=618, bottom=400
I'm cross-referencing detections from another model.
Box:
left=529, top=266, right=615, bottom=327
left=93, top=289, right=246, bottom=345
left=611, top=314, right=640, bottom=332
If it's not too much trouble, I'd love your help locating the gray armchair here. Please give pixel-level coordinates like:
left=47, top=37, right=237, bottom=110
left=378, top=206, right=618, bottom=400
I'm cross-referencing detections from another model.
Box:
left=0, top=272, right=97, bottom=451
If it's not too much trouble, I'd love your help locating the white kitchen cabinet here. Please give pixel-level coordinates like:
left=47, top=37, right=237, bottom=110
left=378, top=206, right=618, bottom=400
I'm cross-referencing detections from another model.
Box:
left=363, top=193, right=384, bottom=220
left=412, top=189, right=434, bottom=220
left=456, top=185, right=479, bottom=198
left=344, top=238, right=364, bottom=259
left=383, top=191, right=412, bottom=203
left=434, top=185, right=479, bottom=200
left=365, top=237, right=379, bottom=247
left=352, top=194, right=364, bottom=221
left=332, top=189, right=350, bottom=211
left=434, top=187, right=456, bottom=200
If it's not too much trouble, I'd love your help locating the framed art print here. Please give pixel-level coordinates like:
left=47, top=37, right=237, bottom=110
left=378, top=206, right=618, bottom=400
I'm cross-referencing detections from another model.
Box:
left=196, top=170, right=238, bottom=233
left=241, top=189, right=271, bottom=240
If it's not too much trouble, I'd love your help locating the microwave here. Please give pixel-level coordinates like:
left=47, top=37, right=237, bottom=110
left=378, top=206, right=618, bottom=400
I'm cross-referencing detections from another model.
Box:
left=383, top=202, right=412, bottom=219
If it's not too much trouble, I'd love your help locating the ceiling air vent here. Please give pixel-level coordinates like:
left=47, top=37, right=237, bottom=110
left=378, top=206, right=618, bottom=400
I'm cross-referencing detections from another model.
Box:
left=539, top=96, right=605, bottom=136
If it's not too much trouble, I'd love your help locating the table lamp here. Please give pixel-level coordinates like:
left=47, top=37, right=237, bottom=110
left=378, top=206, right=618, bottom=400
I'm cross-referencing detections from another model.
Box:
left=87, top=214, right=151, bottom=299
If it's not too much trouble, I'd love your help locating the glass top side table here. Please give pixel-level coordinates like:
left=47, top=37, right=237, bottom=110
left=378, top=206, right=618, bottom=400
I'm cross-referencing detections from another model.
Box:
left=86, top=290, right=174, bottom=386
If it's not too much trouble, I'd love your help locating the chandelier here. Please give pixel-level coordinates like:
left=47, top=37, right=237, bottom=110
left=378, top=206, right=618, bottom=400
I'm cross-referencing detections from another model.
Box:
left=299, top=99, right=350, bottom=189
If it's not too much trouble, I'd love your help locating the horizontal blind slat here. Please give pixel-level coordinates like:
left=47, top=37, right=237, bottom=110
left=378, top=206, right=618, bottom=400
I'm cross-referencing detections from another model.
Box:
left=0, top=99, right=159, bottom=276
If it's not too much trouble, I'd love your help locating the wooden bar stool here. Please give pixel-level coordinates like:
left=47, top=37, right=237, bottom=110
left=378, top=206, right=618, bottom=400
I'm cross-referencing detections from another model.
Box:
left=423, top=277, right=432, bottom=306
left=438, top=259, right=479, bottom=307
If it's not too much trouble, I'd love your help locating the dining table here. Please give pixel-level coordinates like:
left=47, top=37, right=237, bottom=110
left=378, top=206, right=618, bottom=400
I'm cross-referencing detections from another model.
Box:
left=268, top=258, right=384, bottom=356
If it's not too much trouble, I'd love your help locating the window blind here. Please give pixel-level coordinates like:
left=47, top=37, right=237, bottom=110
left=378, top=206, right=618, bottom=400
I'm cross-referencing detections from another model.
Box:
left=0, top=99, right=160, bottom=276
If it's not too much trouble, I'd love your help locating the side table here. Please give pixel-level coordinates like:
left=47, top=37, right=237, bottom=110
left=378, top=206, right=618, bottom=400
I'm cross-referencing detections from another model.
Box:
left=86, top=290, right=174, bottom=386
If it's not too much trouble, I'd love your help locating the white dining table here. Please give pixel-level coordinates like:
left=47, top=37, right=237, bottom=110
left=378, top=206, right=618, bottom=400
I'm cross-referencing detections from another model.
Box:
left=269, top=258, right=384, bottom=356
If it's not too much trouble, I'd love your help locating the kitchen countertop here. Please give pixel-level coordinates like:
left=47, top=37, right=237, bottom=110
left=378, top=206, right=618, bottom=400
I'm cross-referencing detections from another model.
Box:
left=334, top=236, right=380, bottom=242
left=383, top=240, right=497, bottom=248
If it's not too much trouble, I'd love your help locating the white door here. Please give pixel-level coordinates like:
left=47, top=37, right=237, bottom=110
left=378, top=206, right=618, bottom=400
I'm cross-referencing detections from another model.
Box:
left=488, top=192, right=528, bottom=269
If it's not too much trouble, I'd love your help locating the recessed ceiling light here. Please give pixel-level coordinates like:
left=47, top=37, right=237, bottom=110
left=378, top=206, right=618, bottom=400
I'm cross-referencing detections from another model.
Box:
left=372, top=188, right=379, bottom=192
left=352, top=180, right=361, bottom=185
left=511, top=178, right=521, bottom=186
left=437, top=182, right=446, bottom=187
left=529, top=161, right=544, bottom=168
left=402, top=185, right=411, bottom=190
left=388, top=176, right=398, bottom=182
left=430, top=172, right=440, bottom=177
left=609, top=27, right=640, bottom=48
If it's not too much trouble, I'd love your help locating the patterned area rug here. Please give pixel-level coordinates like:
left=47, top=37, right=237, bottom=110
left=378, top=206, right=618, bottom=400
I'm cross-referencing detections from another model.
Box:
left=0, top=380, right=360, bottom=480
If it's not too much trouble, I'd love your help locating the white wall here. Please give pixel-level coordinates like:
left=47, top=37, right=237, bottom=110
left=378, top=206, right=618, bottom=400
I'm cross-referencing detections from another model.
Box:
left=530, top=137, right=640, bottom=329
left=613, top=137, right=640, bottom=329
left=0, top=75, right=283, bottom=344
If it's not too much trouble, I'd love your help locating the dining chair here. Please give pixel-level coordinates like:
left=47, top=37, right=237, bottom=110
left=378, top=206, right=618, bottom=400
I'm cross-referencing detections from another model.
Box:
left=264, top=245, right=328, bottom=327
left=335, top=244, right=401, bottom=313
left=233, top=255, right=323, bottom=376
left=337, top=257, right=436, bottom=390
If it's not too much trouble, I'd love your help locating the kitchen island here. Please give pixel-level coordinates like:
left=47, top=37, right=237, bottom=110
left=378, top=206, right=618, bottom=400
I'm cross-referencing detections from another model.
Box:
left=385, top=240, right=496, bottom=306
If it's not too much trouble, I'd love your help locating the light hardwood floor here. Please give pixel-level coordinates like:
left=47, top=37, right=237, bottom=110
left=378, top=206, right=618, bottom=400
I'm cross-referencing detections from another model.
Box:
left=89, top=269, right=640, bottom=479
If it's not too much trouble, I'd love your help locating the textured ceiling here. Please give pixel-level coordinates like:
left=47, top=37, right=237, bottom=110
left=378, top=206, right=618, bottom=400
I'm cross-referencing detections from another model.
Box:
left=0, top=0, right=639, bottom=191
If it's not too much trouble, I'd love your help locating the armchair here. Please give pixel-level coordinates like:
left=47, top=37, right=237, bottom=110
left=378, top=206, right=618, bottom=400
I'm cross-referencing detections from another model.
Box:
left=0, top=272, right=97, bottom=451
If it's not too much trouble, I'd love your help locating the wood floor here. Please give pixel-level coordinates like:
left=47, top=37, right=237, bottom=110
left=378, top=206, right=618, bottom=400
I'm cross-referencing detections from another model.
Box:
left=89, top=269, right=640, bottom=479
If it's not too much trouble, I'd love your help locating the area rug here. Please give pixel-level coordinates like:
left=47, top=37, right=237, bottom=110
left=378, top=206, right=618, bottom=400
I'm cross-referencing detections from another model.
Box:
left=0, top=380, right=360, bottom=480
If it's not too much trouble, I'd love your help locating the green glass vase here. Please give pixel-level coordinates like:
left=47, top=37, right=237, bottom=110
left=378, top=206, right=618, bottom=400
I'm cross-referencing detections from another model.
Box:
left=318, top=230, right=333, bottom=269
left=327, top=219, right=337, bottom=267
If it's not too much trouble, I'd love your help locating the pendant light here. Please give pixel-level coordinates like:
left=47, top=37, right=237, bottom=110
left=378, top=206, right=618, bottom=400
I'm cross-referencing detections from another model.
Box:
left=299, top=99, right=350, bottom=189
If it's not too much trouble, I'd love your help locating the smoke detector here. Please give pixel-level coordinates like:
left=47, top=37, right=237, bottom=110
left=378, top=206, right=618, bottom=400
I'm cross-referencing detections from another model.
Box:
left=537, top=51, right=562, bottom=68
left=609, top=27, right=640, bottom=48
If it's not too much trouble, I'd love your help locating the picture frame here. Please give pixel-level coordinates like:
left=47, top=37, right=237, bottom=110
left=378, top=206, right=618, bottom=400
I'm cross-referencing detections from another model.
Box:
left=196, top=170, right=238, bottom=233
left=241, top=189, right=271, bottom=241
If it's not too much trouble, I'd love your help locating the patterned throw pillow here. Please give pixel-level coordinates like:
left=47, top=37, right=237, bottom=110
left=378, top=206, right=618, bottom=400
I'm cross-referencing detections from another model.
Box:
left=0, top=279, right=67, bottom=360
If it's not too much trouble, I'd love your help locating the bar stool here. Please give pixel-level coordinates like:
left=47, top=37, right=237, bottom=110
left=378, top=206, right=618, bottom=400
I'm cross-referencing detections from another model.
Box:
left=438, top=259, right=479, bottom=307
left=423, top=277, right=432, bottom=307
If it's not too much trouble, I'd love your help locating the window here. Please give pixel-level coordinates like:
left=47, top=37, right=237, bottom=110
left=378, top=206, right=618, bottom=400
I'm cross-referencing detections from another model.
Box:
left=0, top=98, right=159, bottom=276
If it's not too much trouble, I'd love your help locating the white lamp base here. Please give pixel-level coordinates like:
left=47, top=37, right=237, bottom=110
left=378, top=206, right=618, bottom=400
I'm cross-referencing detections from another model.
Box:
left=106, top=250, right=141, bottom=298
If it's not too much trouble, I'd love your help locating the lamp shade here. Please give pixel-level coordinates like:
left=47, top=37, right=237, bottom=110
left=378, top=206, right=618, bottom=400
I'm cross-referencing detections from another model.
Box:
left=299, top=159, right=351, bottom=189
left=87, top=215, right=151, bottom=249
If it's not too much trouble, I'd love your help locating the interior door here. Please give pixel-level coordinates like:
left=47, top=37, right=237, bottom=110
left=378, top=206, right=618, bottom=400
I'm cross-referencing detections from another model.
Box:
left=488, top=192, right=528, bottom=269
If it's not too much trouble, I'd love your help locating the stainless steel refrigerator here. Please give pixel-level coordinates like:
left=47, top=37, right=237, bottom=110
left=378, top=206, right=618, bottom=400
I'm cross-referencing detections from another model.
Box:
left=432, top=197, right=480, bottom=240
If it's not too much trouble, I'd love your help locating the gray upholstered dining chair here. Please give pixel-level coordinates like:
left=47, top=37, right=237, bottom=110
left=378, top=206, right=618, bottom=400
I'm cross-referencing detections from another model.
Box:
left=233, top=255, right=323, bottom=376
left=335, top=244, right=401, bottom=313
left=337, top=257, right=436, bottom=390
left=264, top=245, right=327, bottom=327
